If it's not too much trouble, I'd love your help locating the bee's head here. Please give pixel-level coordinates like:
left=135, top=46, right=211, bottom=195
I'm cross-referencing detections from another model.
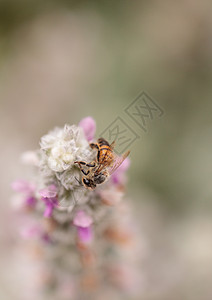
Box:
left=82, top=177, right=96, bottom=190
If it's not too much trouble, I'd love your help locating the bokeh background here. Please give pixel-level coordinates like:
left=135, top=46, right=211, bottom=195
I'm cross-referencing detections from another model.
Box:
left=1, top=0, right=212, bottom=299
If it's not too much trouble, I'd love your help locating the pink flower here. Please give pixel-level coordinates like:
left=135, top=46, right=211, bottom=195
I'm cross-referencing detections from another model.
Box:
left=11, top=180, right=36, bottom=208
left=25, top=196, right=37, bottom=207
left=20, top=225, right=41, bottom=239
left=39, top=185, right=58, bottom=218
left=39, top=184, right=57, bottom=198
left=111, top=157, right=130, bottom=185
left=73, top=210, right=93, bottom=243
left=79, top=116, right=96, bottom=142
left=73, top=210, right=93, bottom=227
left=20, top=224, right=51, bottom=243
left=77, top=227, right=93, bottom=243
left=11, top=179, right=35, bottom=194
left=99, top=187, right=124, bottom=206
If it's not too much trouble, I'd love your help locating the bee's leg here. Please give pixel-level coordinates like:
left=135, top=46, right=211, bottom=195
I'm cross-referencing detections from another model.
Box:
left=90, top=143, right=102, bottom=164
left=75, top=161, right=86, bottom=165
left=85, top=162, right=96, bottom=168
left=90, top=143, right=99, bottom=163
left=90, top=143, right=99, bottom=150
left=74, top=161, right=90, bottom=175
left=74, top=176, right=83, bottom=186
left=81, top=169, right=89, bottom=175
left=77, top=161, right=96, bottom=169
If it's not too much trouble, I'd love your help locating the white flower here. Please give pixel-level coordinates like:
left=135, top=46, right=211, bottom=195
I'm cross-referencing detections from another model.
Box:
left=12, top=117, right=141, bottom=300
left=40, top=124, right=94, bottom=173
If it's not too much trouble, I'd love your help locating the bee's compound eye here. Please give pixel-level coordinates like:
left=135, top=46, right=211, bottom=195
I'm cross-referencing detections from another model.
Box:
left=82, top=178, right=96, bottom=189
left=83, top=178, right=90, bottom=186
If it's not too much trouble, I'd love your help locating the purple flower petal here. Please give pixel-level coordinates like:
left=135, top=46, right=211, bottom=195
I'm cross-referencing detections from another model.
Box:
left=11, top=180, right=35, bottom=194
left=79, top=117, right=96, bottom=142
left=41, top=233, right=51, bottom=243
left=77, top=226, right=93, bottom=243
left=73, top=210, right=93, bottom=228
left=25, top=196, right=36, bottom=207
left=41, top=196, right=58, bottom=218
left=111, top=157, right=130, bottom=184
left=39, top=184, right=57, bottom=198
left=20, top=226, right=41, bottom=239
left=43, top=203, right=54, bottom=218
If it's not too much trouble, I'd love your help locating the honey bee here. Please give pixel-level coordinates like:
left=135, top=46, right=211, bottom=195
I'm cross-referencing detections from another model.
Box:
left=74, top=138, right=130, bottom=190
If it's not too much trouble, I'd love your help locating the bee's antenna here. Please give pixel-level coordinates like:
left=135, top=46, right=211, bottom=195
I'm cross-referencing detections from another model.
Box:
left=75, top=176, right=83, bottom=186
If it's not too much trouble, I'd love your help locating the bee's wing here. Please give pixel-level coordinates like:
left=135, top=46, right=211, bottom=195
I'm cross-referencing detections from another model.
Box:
left=95, top=141, right=116, bottom=172
left=109, top=140, right=116, bottom=150
left=96, top=159, right=111, bottom=173
left=107, top=150, right=130, bottom=175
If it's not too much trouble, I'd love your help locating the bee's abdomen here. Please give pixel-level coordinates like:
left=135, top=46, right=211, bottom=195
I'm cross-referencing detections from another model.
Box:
left=98, top=138, right=110, bottom=146
left=98, top=145, right=113, bottom=164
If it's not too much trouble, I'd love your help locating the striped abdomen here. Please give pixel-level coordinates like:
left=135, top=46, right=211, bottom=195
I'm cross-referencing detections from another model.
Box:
left=97, top=138, right=114, bottom=165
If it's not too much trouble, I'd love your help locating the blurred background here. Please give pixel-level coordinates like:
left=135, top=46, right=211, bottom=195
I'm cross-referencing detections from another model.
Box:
left=1, top=0, right=212, bottom=299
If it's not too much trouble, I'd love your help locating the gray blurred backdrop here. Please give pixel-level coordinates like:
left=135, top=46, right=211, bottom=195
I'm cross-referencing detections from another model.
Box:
left=0, top=1, right=212, bottom=299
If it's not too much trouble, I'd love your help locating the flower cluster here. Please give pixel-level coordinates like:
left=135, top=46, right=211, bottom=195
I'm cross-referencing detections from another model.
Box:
left=12, top=117, right=140, bottom=300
